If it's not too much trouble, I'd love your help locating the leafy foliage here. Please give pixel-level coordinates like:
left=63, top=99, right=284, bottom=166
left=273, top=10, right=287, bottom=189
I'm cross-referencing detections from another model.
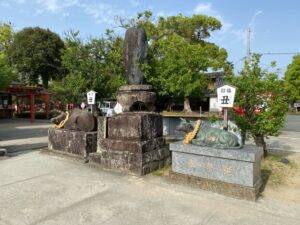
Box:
left=0, top=53, right=15, bottom=90
left=7, top=27, right=65, bottom=88
left=50, top=30, right=125, bottom=105
left=284, top=55, right=300, bottom=103
left=121, top=11, right=229, bottom=111
left=0, top=23, right=14, bottom=52
left=0, top=23, right=15, bottom=90
left=230, top=54, right=288, bottom=154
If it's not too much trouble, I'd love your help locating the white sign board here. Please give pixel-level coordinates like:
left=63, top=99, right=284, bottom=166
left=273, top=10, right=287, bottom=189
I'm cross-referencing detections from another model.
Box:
left=294, top=102, right=300, bottom=108
left=217, top=85, right=236, bottom=108
left=87, top=90, right=97, bottom=105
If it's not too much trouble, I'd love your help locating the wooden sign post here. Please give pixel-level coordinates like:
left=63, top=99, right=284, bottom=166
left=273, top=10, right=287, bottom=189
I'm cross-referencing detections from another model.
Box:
left=87, top=90, right=97, bottom=114
left=217, top=85, right=236, bottom=130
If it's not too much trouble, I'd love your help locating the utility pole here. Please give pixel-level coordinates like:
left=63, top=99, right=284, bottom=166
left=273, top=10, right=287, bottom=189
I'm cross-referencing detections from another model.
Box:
left=241, top=28, right=251, bottom=145
left=247, top=27, right=251, bottom=62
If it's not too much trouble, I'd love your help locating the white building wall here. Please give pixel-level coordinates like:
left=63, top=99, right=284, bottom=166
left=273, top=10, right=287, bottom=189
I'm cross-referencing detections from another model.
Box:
left=209, top=97, right=222, bottom=112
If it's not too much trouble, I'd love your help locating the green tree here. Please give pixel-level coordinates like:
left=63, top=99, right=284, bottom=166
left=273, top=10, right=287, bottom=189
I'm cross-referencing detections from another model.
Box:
left=0, top=53, right=15, bottom=90
left=50, top=30, right=125, bottom=105
left=284, top=55, right=300, bottom=106
left=0, top=22, right=14, bottom=52
left=0, top=23, right=15, bottom=90
left=8, top=27, right=65, bottom=88
left=121, top=12, right=228, bottom=111
left=231, top=54, right=288, bottom=156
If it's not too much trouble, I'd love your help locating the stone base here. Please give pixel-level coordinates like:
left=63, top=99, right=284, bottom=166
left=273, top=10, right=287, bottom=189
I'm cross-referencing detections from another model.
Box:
left=94, top=112, right=169, bottom=175
left=48, top=128, right=97, bottom=157
left=169, top=171, right=261, bottom=201
left=107, top=112, right=162, bottom=140
left=100, top=137, right=164, bottom=153
left=117, top=85, right=156, bottom=112
left=90, top=147, right=170, bottom=175
left=169, top=142, right=263, bottom=200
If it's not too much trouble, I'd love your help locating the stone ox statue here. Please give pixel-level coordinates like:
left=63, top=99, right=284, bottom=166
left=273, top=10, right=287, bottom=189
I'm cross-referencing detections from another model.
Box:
left=51, top=108, right=96, bottom=132
left=177, top=119, right=242, bottom=149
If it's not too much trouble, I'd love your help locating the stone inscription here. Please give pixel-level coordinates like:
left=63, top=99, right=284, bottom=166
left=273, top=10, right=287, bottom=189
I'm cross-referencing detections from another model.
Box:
left=186, top=160, right=214, bottom=172
left=222, top=165, right=233, bottom=176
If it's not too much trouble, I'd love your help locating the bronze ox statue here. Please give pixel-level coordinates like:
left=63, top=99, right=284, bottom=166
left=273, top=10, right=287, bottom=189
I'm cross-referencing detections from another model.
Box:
left=51, top=108, right=97, bottom=132
left=178, top=119, right=242, bottom=149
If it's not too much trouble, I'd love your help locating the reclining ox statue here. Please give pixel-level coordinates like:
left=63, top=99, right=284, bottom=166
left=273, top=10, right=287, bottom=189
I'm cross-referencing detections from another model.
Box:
left=51, top=108, right=96, bottom=132
left=177, top=119, right=242, bottom=149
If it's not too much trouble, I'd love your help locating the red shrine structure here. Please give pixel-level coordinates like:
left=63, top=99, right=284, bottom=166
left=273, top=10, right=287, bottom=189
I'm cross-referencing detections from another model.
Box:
left=0, top=83, right=49, bottom=123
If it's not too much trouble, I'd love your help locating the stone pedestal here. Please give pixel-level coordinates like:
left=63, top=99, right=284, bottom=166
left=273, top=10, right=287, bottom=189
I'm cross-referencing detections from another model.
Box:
left=117, top=85, right=156, bottom=112
left=91, top=112, right=170, bottom=175
left=169, top=142, right=263, bottom=200
left=48, top=128, right=97, bottom=157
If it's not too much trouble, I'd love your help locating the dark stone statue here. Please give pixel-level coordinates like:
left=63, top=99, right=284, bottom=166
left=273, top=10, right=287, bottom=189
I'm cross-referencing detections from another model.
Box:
left=123, top=27, right=148, bottom=84
left=51, top=108, right=96, bottom=132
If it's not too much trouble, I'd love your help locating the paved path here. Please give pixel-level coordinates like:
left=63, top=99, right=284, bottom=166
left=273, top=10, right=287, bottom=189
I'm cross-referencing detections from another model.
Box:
left=0, top=115, right=300, bottom=224
left=265, top=115, right=300, bottom=153
left=0, top=150, right=299, bottom=225
left=0, top=119, right=51, bottom=153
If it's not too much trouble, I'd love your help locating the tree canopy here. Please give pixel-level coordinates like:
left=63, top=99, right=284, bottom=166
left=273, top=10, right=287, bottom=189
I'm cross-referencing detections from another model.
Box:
left=122, top=11, right=229, bottom=111
left=50, top=30, right=125, bottom=105
left=0, top=53, right=15, bottom=90
left=0, top=22, right=14, bottom=52
left=230, top=54, right=288, bottom=155
left=8, top=27, right=65, bottom=88
left=284, top=54, right=300, bottom=103
left=0, top=23, right=15, bottom=90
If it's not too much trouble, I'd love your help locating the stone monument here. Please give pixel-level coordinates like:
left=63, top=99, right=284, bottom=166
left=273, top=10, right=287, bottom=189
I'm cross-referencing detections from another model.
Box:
left=169, top=120, right=263, bottom=200
left=123, top=27, right=147, bottom=85
left=90, top=27, right=169, bottom=175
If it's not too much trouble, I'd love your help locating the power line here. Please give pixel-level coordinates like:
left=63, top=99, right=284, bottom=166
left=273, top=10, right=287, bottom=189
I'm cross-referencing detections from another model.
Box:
left=258, top=52, right=300, bottom=55
left=245, top=28, right=300, bottom=57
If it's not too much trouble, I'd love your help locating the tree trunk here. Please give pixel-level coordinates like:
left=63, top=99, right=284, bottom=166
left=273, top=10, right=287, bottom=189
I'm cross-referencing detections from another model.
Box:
left=183, top=98, right=192, bottom=112
left=165, top=100, right=173, bottom=112
left=254, top=135, right=267, bottom=157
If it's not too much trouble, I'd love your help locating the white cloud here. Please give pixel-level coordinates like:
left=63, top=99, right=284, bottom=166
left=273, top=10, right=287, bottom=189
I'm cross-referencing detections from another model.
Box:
left=230, top=29, right=247, bottom=44
left=79, top=2, right=127, bottom=25
left=35, top=0, right=78, bottom=13
left=34, top=0, right=128, bottom=25
left=194, top=2, right=232, bottom=32
left=193, top=2, right=262, bottom=45
left=249, top=10, right=263, bottom=28
left=194, top=2, right=216, bottom=15
left=130, top=0, right=139, bottom=7
left=0, top=0, right=26, bottom=8
left=247, top=10, right=263, bottom=48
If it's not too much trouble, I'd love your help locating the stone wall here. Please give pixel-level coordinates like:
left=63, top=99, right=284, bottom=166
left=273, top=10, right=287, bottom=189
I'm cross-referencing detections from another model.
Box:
left=48, top=128, right=97, bottom=157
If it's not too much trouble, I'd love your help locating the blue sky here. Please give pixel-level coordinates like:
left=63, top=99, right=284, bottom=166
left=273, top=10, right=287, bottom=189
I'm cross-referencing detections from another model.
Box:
left=1, top=0, right=299, bottom=77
